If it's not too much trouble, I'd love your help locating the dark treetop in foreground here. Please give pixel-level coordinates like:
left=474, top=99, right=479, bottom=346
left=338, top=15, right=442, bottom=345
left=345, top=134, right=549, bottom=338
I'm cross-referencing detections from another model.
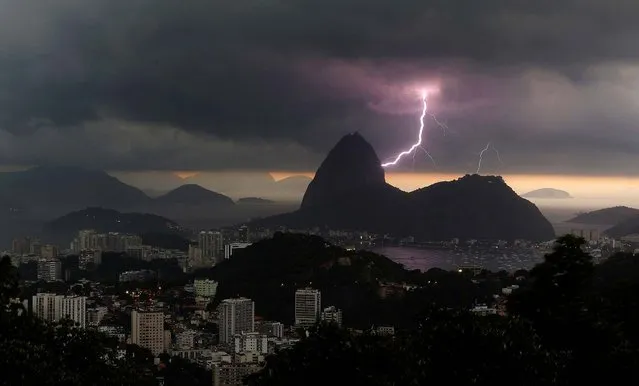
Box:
left=248, top=235, right=639, bottom=385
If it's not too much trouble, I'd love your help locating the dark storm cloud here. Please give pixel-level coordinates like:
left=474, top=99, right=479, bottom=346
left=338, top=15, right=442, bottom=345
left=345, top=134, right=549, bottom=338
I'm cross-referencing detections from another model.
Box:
left=1, top=0, right=639, bottom=173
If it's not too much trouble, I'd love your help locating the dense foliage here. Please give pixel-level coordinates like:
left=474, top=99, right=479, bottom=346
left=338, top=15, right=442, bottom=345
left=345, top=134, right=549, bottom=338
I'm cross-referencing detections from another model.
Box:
left=248, top=235, right=639, bottom=385
left=247, top=315, right=563, bottom=386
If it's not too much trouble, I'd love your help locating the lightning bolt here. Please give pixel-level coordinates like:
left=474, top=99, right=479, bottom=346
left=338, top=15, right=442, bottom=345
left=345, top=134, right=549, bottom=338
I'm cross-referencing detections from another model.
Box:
left=476, top=142, right=503, bottom=174
left=427, top=113, right=448, bottom=136
left=412, top=145, right=436, bottom=169
left=493, top=146, right=503, bottom=165
left=382, top=92, right=444, bottom=168
left=418, top=146, right=436, bottom=166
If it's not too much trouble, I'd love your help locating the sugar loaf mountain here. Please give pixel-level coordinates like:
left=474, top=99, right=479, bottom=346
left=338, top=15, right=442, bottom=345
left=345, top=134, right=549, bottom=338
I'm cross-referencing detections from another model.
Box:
left=258, top=132, right=554, bottom=241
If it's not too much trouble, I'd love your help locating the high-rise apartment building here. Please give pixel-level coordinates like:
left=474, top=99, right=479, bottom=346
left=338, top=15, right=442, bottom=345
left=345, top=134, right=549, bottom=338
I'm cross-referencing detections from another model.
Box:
left=30, top=241, right=42, bottom=257
left=61, top=296, right=87, bottom=328
left=32, top=293, right=60, bottom=322
left=77, top=229, right=96, bottom=251
left=321, top=306, right=343, bottom=327
left=295, top=288, right=321, bottom=328
left=72, top=230, right=142, bottom=253
left=234, top=332, right=268, bottom=354
left=194, top=278, right=218, bottom=298
left=218, top=298, right=255, bottom=344
left=199, top=231, right=224, bottom=265
left=131, top=310, right=166, bottom=356
left=37, top=258, right=62, bottom=282
left=259, top=321, right=283, bottom=339
left=238, top=226, right=249, bottom=243
left=40, top=244, right=59, bottom=259
left=188, top=244, right=203, bottom=268
left=32, top=293, right=86, bottom=327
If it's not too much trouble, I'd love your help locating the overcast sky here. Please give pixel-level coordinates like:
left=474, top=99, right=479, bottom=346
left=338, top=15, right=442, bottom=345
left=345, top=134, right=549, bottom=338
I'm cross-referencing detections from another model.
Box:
left=2, top=0, right=639, bottom=175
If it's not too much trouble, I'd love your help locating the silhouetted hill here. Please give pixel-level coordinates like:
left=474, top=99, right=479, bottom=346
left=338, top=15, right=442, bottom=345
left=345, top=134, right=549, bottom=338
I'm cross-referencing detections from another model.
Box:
left=265, top=183, right=410, bottom=234
left=302, top=132, right=386, bottom=208
left=183, top=172, right=276, bottom=198
left=410, top=175, right=555, bottom=240
left=43, top=207, right=183, bottom=244
left=568, top=206, right=639, bottom=225
left=522, top=188, right=572, bottom=199
left=0, top=166, right=150, bottom=217
left=155, top=184, right=235, bottom=207
left=205, top=233, right=480, bottom=327
left=604, top=215, right=639, bottom=238
left=256, top=134, right=554, bottom=241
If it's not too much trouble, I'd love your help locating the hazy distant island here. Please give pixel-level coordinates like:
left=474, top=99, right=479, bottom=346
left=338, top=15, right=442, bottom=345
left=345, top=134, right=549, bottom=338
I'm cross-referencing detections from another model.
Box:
left=521, top=188, right=572, bottom=199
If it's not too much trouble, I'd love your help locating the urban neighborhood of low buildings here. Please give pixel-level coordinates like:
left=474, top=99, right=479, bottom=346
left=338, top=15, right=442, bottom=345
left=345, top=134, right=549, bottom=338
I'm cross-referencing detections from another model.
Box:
left=4, top=223, right=631, bottom=385
left=28, top=285, right=361, bottom=386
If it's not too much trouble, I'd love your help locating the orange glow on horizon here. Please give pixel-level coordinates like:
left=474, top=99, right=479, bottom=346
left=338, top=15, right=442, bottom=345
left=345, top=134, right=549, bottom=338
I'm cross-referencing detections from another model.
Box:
left=174, top=171, right=199, bottom=179
left=269, top=171, right=314, bottom=181
left=269, top=171, right=639, bottom=201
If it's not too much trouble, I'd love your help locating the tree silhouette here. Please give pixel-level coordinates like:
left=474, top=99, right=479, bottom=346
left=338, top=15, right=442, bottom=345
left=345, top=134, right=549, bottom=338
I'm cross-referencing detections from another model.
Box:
left=506, top=235, right=639, bottom=384
left=247, top=311, right=562, bottom=386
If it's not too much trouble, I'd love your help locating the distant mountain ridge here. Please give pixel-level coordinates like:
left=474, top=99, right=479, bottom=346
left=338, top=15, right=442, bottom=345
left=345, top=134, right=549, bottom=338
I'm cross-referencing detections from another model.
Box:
left=256, top=133, right=554, bottom=241
left=155, top=184, right=235, bottom=207
left=522, top=188, right=572, bottom=199
left=0, top=166, right=150, bottom=217
left=0, top=166, right=299, bottom=248
left=568, top=206, right=639, bottom=225
left=42, top=207, right=184, bottom=245
left=605, top=215, right=639, bottom=238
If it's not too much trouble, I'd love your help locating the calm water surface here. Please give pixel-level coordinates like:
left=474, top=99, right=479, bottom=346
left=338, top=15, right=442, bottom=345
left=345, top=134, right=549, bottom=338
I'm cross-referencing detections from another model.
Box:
left=370, top=246, right=545, bottom=272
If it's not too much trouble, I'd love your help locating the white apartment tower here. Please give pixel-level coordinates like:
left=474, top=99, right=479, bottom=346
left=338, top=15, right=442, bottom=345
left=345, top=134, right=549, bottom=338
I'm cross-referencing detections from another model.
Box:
left=32, top=293, right=60, bottom=322
left=295, top=288, right=321, bottom=328
left=218, top=298, right=255, bottom=344
left=131, top=310, right=166, bottom=356
left=32, top=293, right=86, bottom=327
left=61, top=296, right=87, bottom=328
